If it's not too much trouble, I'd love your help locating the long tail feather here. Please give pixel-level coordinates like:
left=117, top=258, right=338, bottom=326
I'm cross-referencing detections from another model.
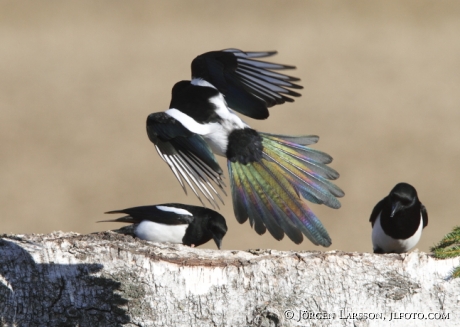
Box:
left=262, top=134, right=344, bottom=202
left=98, top=215, right=138, bottom=224
left=245, top=163, right=303, bottom=242
left=227, top=133, right=343, bottom=247
left=237, top=163, right=286, bottom=240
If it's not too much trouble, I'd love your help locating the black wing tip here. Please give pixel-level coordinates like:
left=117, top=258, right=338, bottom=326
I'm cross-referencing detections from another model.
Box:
left=283, top=229, right=332, bottom=247
left=272, top=233, right=285, bottom=242
left=244, top=50, right=278, bottom=57
left=289, top=83, right=303, bottom=90
left=336, top=191, right=345, bottom=199
left=300, top=233, right=331, bottom=247
left=104, top=210, right=125, bottom=214
left=279, top=64, right=296, bottom=70
left=292, top=236, right=303, bottom=245
left=240, top=60, right=298, bottom=71
left=327, top=201, right=342, bottom=210
left=265, top=89, right=303, bottom=107
left=97, top=219, right=116, bottom=223
left=421, top=204, right=428, bottom=228
left=310, top=230, right=332, bottom=247
left=288, top=76, right=301, bottom=83
left=254, top=226, right=267, bottom=236
left=252, top=110, right=270, bottom=120
left=223, top=49, right=278, bottom=57
left=370, top=214, right=376, bottom=225
left=285, top=89, right=303, bottom=97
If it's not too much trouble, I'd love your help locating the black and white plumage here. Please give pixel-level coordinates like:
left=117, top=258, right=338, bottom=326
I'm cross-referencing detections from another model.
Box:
left=191, top=49, right=302, bottom=120
left=370, top=183, right=428, bottom=253
left=147, top=49, right=344, bottom=247
left=100, top=204, right=228, bottom=249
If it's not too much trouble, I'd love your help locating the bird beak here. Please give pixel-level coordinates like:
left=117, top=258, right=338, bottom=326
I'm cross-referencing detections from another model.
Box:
left=213, top=236, right=222, bottom=249
left=390, top=202, right=401, bottom=217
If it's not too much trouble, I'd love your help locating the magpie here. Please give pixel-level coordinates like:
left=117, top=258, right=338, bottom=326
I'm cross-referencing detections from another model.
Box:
left=99, top=203, right=228, bottom=249
left=146, top=49, right=344, bottom=247
left=370, top=183, right=428, bottom=253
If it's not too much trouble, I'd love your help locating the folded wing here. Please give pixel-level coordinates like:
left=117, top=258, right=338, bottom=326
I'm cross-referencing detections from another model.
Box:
left=103, top=204, right=195, bottom=225
left=421, top=204, right=428, bottom=228
left=369, top=198, right=385, bottom=226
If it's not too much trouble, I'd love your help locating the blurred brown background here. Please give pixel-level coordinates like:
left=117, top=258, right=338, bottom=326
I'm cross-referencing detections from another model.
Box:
left=1, top=0, right=459, bottom=252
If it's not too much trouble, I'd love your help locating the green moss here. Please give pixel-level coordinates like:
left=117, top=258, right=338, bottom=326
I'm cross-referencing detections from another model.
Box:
left=431, top=226, right=460, bottom=278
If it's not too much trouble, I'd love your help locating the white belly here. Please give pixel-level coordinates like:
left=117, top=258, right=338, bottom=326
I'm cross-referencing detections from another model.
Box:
left=135, top=220, right=188, bottom=243
left=372, top=214, right=423, bottom=253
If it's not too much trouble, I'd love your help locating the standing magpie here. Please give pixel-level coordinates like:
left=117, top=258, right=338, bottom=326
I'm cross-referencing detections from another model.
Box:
left=146, top=49, right=344, bottom=247
left=370, top=183, right=428, bottom=253
left=100, top=203, right=228, bottom=249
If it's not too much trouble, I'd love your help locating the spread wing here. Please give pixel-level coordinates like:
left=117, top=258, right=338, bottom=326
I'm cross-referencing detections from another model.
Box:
left=191, top=49, right=302, bottom=119
left=421, top=204, right=428, bottom=228
left=146, top=112, right=226, bottom=208
left=102, top=204, right=195, bottom=225
left=370, top=198, right=385, bottom=227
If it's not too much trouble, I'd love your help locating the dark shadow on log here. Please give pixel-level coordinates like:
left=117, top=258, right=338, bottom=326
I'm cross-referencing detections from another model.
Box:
left=0, top=237, right=130, bottom=327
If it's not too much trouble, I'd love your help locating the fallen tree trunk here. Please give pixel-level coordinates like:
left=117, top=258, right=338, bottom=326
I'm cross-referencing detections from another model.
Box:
left=0, top=231, right=458, bottom=327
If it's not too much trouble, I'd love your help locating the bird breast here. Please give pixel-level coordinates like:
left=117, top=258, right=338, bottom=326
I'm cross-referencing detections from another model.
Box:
left=135, top=220, right=188, bottom=243
left=372, top=214, right=424, bottom=253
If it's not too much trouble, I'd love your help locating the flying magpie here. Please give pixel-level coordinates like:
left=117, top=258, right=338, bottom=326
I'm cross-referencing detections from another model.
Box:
left=146, top=49, right=344, bottom=247
left=370, top=182, right=428, bottom=253
left=100, top=203, right=228, bottom=249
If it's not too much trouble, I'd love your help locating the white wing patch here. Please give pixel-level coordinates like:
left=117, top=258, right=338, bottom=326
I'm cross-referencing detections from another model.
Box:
left=156, top=205, right=193, bottom=216
left=165, top=109, right=213, bottom=135
left=191, top=78, right=217, bottom=89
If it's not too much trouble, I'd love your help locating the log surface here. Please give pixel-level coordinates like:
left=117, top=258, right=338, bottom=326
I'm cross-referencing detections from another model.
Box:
left=0, top=231, right=459, bottom=327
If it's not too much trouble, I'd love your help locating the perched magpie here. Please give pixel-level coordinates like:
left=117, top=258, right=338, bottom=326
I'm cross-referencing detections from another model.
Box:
left=99, top=203, right=228, bottom=249
left=146, top=49, right=344, bottom=247
left=370, top=183, right=428, bottom=253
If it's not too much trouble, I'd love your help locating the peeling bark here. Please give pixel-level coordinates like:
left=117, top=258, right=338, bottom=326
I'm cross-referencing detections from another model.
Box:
left=0, top=232, right=459, bottom=327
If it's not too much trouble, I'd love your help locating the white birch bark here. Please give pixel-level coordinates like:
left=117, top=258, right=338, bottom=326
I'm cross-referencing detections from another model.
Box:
left=0, top=231, right=459, bottom=327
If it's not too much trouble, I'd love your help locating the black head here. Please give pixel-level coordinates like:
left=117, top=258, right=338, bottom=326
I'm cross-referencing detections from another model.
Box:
left=180, top=206, right=228, bottom=249
left=207, top=211, right=228, bottom=249
left=387, top=183, right=419, bottom=217
left=169, top=80, right=222, bottom=124
left=376, top=182, right=425, bottom=240
left=171, top=80, right=192, bottom=98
